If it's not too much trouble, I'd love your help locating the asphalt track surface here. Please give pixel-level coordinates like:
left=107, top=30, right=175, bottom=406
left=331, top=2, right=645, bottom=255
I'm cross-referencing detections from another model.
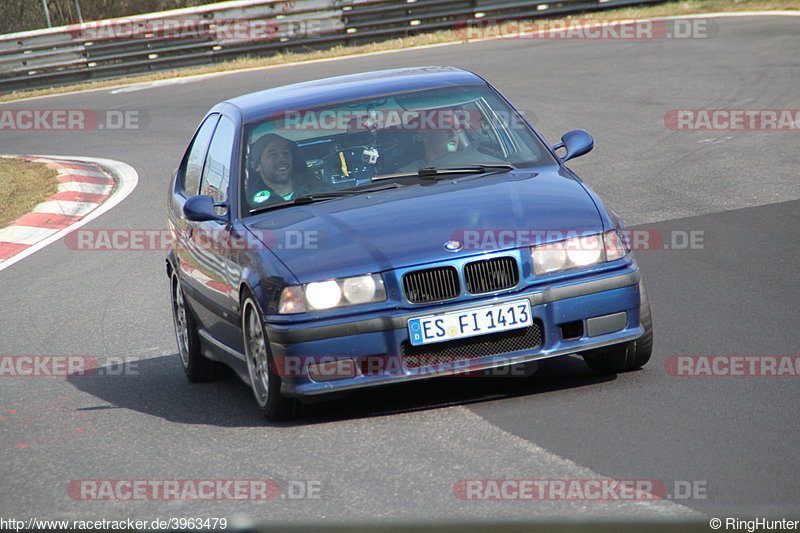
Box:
left=1, top=15, right=798, bottom=525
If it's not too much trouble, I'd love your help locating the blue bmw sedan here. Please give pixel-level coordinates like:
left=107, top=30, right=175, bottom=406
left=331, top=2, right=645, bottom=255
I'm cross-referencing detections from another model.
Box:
left=166, top=66, right=652, bottom=420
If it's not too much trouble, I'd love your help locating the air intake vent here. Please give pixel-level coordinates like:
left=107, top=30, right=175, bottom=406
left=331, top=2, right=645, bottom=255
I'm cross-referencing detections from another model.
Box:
left=401, top=322, right=543, bottom=368
left=464, top=256, right=519, bottom=294
left=403, top=266, right=459, bottom=303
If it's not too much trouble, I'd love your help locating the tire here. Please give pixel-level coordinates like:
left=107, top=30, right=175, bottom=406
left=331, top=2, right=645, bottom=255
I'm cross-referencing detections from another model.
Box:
left=241, top=295, right=300, bottom=421
left=170, top=272, right=223, bottom=382
left=582, top=280, right=653, bottom=374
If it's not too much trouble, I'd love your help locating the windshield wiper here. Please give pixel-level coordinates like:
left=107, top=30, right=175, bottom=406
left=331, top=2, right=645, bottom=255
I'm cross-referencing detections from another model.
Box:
left=372, top=163, right=515, bottom=182
left=249, top=184, right=402, bottom=215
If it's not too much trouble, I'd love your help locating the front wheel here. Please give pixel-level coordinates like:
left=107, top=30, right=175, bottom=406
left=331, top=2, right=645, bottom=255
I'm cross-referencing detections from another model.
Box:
left=582, top=281, right=653, bottom=374
left=242, top=296, right=300, bottom=421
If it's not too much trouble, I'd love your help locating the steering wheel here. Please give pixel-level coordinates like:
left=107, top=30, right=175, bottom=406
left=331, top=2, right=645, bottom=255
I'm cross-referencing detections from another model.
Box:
left=320, top=146, right=380, bottom=185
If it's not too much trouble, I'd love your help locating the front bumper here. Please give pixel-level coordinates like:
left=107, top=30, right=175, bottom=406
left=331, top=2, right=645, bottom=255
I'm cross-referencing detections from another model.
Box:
left=266, top=265, right=644, bottom=397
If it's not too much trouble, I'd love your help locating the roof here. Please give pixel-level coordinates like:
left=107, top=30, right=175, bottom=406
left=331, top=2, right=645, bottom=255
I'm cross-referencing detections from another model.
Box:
left=224, top=66, right=486, bottom=123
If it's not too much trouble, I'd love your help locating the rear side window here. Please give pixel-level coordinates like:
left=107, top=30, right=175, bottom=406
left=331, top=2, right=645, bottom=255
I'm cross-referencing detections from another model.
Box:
left=200, top=116, right=236, bottom=210
left=181, top=114, right=219, bottom=196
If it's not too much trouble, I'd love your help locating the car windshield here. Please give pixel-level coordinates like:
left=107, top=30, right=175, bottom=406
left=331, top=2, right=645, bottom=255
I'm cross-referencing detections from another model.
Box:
left=241, top=84, right=556, bottom=214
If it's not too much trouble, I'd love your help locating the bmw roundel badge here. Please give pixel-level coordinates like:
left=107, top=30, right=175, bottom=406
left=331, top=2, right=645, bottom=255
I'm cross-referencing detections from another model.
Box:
left=444, top=240, right=463, bottom=252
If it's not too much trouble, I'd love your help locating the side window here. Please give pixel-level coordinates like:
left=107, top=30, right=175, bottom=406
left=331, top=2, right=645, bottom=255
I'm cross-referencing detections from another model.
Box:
left=181, top=114, right=219, bottom=196
left=199, top=116, right=236, bottom=211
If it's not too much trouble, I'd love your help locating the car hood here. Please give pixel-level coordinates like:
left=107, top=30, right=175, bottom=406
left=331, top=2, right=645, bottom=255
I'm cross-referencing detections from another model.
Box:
left=243, top=167, right=604, bottom=282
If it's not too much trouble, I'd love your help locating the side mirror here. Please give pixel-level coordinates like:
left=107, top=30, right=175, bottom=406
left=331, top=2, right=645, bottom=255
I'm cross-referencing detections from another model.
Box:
left=552, top=129, right=594, bottom=162
left=183, top=195, right=228, bottom=223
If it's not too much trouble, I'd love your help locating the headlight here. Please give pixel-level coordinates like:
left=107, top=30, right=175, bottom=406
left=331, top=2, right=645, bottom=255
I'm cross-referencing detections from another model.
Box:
left=566, top=233, right=603, bottom=267
left=305, top=280, right=341, bottom=310
left=279, top=274, right=386, bottom=314
left=342, top=275, right=377, bottom=304
left=532, top=240, right=567, bottom=275
left=532, top=230, right=626, bottom=276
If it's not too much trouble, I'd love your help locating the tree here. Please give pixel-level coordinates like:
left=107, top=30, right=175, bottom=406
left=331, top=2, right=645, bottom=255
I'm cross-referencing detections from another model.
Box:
left=1, top=0, right=212, bottom=34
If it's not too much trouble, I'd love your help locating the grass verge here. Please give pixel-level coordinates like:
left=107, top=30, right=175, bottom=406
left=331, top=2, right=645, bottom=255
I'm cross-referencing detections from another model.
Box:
left=0, top=0, right=797, bottom=103
left=0, top=158, right=59, bottom=228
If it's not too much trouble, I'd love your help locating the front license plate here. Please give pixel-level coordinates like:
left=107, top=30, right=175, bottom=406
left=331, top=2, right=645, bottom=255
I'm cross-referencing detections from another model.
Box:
left=408, top=299, right=532, bottom=346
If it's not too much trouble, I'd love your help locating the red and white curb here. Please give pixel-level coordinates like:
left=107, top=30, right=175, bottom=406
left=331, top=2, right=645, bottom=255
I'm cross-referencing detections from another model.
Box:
left=0, top=155, right=138, bottom=272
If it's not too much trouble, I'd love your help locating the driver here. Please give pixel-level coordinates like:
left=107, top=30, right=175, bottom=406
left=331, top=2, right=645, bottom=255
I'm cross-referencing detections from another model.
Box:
left=399, top=127, right=460, bottom=172
left=246, top=133, right=315, bottom=207
left=399, top=108, right=465, bottom=171
left=399, top=107, right=506, bottom=171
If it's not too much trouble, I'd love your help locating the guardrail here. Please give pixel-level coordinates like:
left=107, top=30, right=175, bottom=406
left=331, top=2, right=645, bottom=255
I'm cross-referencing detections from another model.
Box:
left=0, top=0, right=669, bottom=94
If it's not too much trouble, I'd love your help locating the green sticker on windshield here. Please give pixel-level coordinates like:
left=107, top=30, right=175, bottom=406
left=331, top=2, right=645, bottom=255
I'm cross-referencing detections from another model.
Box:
left=253, top=190, right=272, bottom=204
